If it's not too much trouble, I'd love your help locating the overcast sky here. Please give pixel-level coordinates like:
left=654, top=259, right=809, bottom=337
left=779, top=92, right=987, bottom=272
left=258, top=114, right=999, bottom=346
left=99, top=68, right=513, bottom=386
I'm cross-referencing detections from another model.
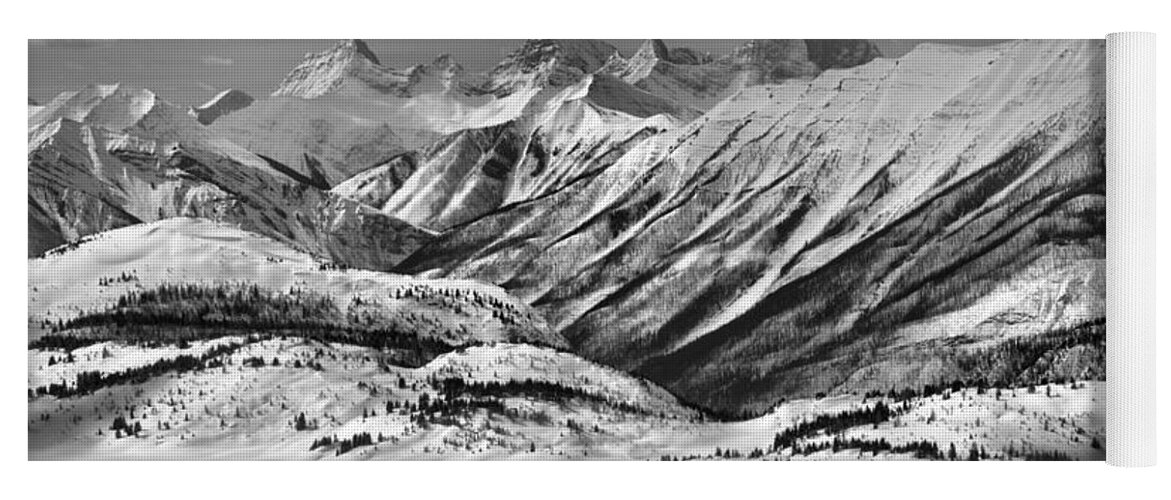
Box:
left=28, top=39, right=1007, bottom=107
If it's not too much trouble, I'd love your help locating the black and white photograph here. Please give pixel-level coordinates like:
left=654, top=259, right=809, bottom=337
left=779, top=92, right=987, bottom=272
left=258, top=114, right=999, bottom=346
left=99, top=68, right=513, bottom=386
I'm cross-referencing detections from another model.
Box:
left=25, top=36, right=1115, bottom=462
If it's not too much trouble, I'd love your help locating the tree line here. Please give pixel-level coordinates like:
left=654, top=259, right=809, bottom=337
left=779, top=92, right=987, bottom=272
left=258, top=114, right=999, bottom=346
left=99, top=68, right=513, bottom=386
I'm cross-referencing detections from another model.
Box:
left=35, top=283, right=466, bottom=366
left=770, top=401, right=896, bottom=452
left=31, top=341, right=244, bottom=399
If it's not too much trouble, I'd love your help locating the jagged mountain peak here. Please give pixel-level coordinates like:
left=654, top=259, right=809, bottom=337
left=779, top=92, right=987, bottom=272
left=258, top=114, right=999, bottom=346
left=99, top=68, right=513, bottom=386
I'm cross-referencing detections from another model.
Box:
left=304, top=39, right=382, bottom=66
left=273, top=39, right=398, bottom=98
left=484, top=39, right=620, bottom=94
left=510, top=39, right=619, bottom=72
left=645, top=39, right=671, bottom=59
left=429, top=53, right=457, bottom=68
left=626, top=40, right=715, bottom=66
left=342, top=39, right=382, bottom=65
left=404, top=54, right=465, bottom=93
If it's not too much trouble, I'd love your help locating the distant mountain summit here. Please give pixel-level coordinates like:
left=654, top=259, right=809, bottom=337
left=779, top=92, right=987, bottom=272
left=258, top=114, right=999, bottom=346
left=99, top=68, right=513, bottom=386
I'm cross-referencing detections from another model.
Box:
left=483, top=39, right=621, bottom=94
left=273, top=39, right=388, bottom=98
left=602, top=39, right=882, bottom=114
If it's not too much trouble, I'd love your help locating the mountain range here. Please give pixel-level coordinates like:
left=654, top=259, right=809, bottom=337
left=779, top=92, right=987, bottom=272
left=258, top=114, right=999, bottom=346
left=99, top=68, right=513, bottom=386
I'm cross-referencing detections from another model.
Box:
left=28, top=38, right=1105, bottom=460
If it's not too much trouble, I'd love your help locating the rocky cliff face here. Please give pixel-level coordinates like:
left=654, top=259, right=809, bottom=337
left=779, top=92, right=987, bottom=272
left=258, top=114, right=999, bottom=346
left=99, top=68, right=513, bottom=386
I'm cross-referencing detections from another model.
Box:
left=27, top=84, right=431, bottom=270
left=397, top=40, right=1106, bottom=413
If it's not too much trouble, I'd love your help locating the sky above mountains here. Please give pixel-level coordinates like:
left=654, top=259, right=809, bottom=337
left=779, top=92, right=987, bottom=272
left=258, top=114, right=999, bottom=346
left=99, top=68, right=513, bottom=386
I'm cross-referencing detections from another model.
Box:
left=28, top=39, right=1007, bottom=107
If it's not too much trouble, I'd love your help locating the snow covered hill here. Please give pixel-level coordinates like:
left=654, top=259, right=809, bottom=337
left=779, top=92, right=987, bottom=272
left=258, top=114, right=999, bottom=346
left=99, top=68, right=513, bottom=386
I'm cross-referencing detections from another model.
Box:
left=28, top=335, right=1102, bottom=460
left=29, top=217, right=558, bottom=348
left=398, top=39, right=1106, bottom=413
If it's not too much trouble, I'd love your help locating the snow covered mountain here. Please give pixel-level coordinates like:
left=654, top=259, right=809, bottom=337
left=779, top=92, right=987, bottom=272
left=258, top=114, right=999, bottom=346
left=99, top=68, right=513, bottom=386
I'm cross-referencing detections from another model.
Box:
left=397, top=39, right=1106, bottom=413
left=27, top=83, right=431, bottom=270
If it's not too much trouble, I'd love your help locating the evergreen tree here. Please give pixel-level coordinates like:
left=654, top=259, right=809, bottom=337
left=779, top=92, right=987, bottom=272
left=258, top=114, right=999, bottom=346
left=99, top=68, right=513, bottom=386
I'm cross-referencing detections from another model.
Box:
left=295, top=412, right=309, bottom=431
